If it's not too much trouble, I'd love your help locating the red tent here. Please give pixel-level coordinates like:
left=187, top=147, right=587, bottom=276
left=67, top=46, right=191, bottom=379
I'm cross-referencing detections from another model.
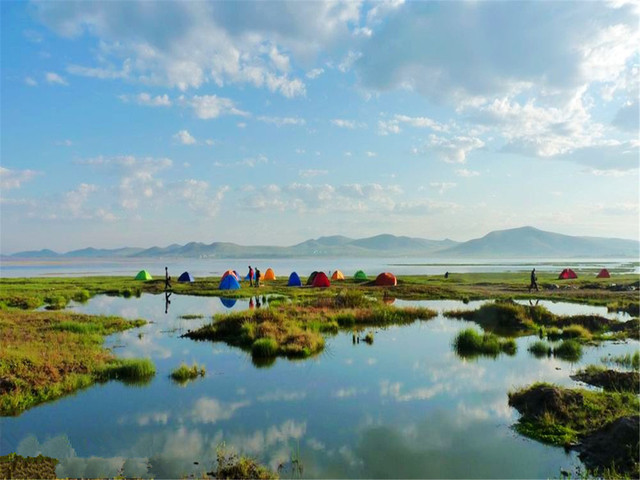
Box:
left=558, top=268, right=578, bottom=279
left=311, top=271, right=331, bottom=288
left=596, top=268, right=610, bottom=278
left=375, top=272, right=397, bottom=286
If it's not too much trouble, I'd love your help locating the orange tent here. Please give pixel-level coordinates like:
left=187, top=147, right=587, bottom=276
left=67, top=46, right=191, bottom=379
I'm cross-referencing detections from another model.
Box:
left=558, top=268, right=577, bottom=279
left=596, top=268, right=610, bottom=278
left=374, top=272, right=397, bottom=286
left=331, top=270, right=345, bottom=280
left=311, top=271, right=331, bottom=288
left=263, top=268, right=276, bottom=281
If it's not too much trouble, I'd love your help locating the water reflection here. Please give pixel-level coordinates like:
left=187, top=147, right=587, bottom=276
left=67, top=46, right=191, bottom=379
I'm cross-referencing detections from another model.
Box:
left=220, top=297, right=237, bottom=309
left=2, top=294, right=639, bottom=479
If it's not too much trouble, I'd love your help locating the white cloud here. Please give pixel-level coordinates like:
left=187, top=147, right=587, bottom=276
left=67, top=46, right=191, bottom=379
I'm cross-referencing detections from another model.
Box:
left=181, top=94, right=248, bottom=119
left=366, top=151, right=377, bottom=157
left=455, top=169, right=480, bottom=177
left=0, top=167, right=41, bottom=189
left=331, top=119, right=365, bottom=129
left=214, top=154, right=268, bottom=169
left=257, top=390, right=306, bottom=402
left=24, top=76, right=37, bottom=86
left=55, top=139, right=73, bottom=147
left=132, top=92, right=171, bottom=107
left=257, top=116, right=305, bottom=127
left=429, top=182, right=457, bottom=194
left=420, top=135, right=485, bottom=164
left=190, top=397, right=249, bottom=424
left=299, top=169, right=328, bottom=178
left=306, top=68, right=325, bottom=79
left=338, top=50, right=362, bottom=73
left=45, top=72, right=68, bottom=85
left=173, top=129, right=196, bottom=145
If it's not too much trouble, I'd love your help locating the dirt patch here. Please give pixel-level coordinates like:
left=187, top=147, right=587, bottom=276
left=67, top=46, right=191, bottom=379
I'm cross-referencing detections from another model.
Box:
left=508, top=384, right=584, bottom=423
left=578, top=415, right=639, bottom=477
left=572, top=369, right=639, bottom=392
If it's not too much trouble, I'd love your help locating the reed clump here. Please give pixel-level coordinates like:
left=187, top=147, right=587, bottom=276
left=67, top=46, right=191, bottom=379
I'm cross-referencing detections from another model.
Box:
left=170, top=362, right=205, bottom=382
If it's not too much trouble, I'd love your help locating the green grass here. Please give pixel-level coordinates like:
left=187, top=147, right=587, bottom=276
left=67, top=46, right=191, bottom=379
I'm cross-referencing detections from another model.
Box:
left=561, top=324, right=593, bottom=340
left=251, top=338, right=279, bottom=357
left=602, top=351, right=640, bottom=370
left=363, top=331, right=374, bottom=344
left=0, top=453, right=58, bottom=479
left=453, top=328, right=517, bottom=358
left=170, top=362, right=205, bottom=382
left=509, top=382, right=639, bottom=446
left=0, top=309, right=149, bottom=415
left=214, top=445, right=278, bottom=480
left=528, top=340, right=552, bottom=357
left=179, top=314, right=205, bottom=319
left=98, top=358, right=156, bottom=383
left=553, top=340, right=583, bottom=362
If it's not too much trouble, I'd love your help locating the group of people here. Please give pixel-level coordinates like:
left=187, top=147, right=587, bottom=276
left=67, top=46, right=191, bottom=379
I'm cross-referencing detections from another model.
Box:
left=247, top=265, right=261, bottom=287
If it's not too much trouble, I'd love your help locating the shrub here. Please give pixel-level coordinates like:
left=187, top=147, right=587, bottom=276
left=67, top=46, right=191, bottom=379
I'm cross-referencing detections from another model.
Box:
left=251, top=338, right=279, bottom=358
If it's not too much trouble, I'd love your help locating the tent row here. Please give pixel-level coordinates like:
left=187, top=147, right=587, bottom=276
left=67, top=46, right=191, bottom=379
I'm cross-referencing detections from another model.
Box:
left=557, top=268, right=610, bottom=279
left=133, top=269, right=397, bottom=290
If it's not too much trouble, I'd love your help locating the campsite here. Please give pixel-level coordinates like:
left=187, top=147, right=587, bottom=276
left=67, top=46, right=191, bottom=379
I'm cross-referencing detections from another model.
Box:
left=1, top=266, right=638, bottom=478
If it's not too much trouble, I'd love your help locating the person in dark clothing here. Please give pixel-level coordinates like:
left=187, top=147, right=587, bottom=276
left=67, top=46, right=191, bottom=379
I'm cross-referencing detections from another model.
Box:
left=164, top=266, right=171, bottom=291
left=444, top=271, right=449, bottom=279
left=529, top=268, right=539, bottom=292
left=255, top=268, right=261, bottom=288
left=248, top=266, right=254, bottom=287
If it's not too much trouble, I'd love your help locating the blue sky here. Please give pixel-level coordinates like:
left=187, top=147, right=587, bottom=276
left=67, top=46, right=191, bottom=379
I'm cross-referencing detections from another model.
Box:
left=1, top=0, right=638, bottom=253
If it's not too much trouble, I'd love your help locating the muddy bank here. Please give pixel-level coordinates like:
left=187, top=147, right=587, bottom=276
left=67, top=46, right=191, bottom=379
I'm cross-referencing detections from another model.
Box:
left=572, top=367, right=640, bottom=392
left=508, top=383, right=639, bottom=476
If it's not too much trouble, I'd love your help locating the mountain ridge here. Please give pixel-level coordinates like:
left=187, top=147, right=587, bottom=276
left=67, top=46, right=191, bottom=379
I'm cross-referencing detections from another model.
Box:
left=5, top=227, right=639, bottom=259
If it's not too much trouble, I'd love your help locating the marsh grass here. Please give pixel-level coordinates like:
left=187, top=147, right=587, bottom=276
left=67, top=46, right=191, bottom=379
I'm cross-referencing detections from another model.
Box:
left=184, top=295, right=436, bottom=360
left=213, top=444, right=277, bottom=480
left=363, top=331, right=374, bottom=344
left=98, top=358, right=155, bottom=383
left=528, top=340, right=553, bottom=357
left=0, top=309, right=149, bottom=415
left=602, top=351, right=640, bottom=370
left=179, top=314, right=205, bottom=319
left=561, top=324, right=593, bottom=340
left=553, top=340, right=583, bottom=362
left=170, top=362, right=205, bottom=382
left=453, top=328, right=517, bottom=358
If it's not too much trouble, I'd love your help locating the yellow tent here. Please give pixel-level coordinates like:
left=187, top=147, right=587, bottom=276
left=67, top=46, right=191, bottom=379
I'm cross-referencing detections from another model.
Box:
left=263, top=268, right=276, bottom=280
left=331, top=270, right=345, bottom=280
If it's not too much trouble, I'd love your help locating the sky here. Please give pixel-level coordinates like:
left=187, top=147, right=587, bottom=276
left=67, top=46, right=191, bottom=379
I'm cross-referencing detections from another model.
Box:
left=1, top=0, right=639, bottom=254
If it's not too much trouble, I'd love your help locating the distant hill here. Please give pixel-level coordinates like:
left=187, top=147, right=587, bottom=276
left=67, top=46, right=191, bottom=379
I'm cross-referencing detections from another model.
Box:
left=438, top=226, right=639, bottom=258
left=6, top=227, right=639, bottom=259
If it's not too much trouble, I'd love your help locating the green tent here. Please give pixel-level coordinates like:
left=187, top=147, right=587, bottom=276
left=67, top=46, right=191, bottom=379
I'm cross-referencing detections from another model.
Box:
left=354, top=270, right=367, bottom=281
left=135, top=270, right=153, bottom=281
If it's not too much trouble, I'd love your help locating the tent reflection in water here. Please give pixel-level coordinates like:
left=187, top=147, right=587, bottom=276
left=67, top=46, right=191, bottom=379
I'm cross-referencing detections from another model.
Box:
left=135, top=270, right=152, bottom=281
left=178, top=271, right=194, bottom=283
left=220, top=297, right=237, bottom=308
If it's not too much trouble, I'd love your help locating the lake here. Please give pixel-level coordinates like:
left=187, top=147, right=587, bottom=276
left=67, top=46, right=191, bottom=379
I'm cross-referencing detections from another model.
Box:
left=1, top=256, right=638, bottom=278
left=1, top=294, right=637, bottom=478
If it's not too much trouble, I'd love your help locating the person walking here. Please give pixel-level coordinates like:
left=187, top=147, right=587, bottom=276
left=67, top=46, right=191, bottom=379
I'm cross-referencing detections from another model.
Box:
left=529, top=268, right=539, bottom=292
left=248, top=265, right=254, bottom=287
left=164, top=266, right=172, bottom=291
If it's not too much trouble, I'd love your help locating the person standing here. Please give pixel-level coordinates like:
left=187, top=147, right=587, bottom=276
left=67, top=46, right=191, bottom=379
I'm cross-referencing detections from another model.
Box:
left=248, top=265, right=254, bottom=287
left=255, top=268, right=261, bottom=288
left=529, top=268, right=539, bottom=292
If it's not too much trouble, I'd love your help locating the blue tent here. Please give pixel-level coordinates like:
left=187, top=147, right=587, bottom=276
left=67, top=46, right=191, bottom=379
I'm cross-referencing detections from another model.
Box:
left=287, top=272, right=302, bottom=287
left=178, top=271, right=194, bottom=283
left=234, top=270, right=241, bottom=282
left=219, top=275, right=240, bottom=290
left=220, top=297, right=237, bottom=308
left=245, top=272, right=255, bottom=281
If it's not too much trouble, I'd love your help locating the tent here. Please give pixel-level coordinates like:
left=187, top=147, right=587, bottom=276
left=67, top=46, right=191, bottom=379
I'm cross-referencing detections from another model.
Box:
left=307, top=271, right=319, bottom=286
left=222, top=270, right=240, bottom=281
left=311, top=271, right=331, bottom=288
left=287, top=272, right=302, bottom=287
left=354, top=270, right=368, bottom=281
left=596, top=268, right=610, bottom=278
left=558, top=268, right=578, bottom=280
left=220, top=297, right=237, bottom=308
left=245, top=271, right=255, bottom=281
left=178, top=271, right=194, bottom=283
left=135, top=270, right=152, bottom=281
left=331, top=270, right=345, bottom=280
left=374, top=272, right=397, bottom=286
left=263, top=268, right=276, bottom=281
left=219, top=275, right=240, bottom=290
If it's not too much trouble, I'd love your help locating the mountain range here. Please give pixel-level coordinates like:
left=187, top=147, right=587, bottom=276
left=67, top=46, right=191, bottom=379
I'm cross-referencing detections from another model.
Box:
left=6, top=227, right=639, bottom=259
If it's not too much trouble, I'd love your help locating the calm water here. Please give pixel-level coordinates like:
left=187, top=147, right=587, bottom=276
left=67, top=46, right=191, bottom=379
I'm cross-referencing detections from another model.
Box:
left=1, top=294, right=638, bottom=478
left=1, top=256, right=638, bottom=278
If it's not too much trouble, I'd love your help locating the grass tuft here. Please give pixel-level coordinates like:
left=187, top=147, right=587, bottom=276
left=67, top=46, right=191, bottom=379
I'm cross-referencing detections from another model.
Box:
left=528, top=340, right=552, bottom=357
left=170, top=362, right=205, bottom=382
left=252, top=338, right=279, bottom=358
left=553, top=340, right=583, bottom=362
left=453, top=328, right=517, bottom=358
